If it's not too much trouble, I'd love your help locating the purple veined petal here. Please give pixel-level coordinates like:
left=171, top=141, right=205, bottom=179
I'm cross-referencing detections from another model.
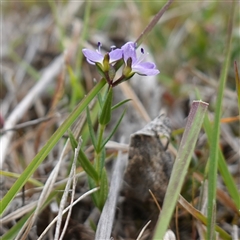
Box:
left=135, top=61, right=157, bottom=69
left=132, top=64, right=160, bottom=76
left=82, top=49, right=103, bottom=64
left=109, top=49, right=123, bottom=63
left=121, top=42, right=137, bottom=63
left=86, top=58, right=96, bottom=65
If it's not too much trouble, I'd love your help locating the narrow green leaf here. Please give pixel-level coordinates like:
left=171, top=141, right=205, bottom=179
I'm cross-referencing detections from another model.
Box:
left=96, top=124, right=105, bottom=154
left=78, top=149, right=99, bottom=182
left=88, top=168, right=108, bottom=211
left=88, top=176, right=99, bottom=208
left=153, top=100, right=208, bottom=239
left=218, top=150, right=240, bottom=210
left=98, top=168, right=109, bottom=211
left=68, top=129, right=78, bottom=150
left=195, top=89, right=240, bottom=210
left=207, top=3, right=235, bottom=239
left=99, top=149, right=106, bottom=177
left=101, top=109, right=126, bottom=150
left=86, top=106, right=97, bottom=150
left=97, top=92, right=103, bottom=109
left=69, top=130, right=99, bottom=182
left=99, top=87, right=113, bottom=125
left=111, top=99, right=131, bottom=111
left=204, top=114, right=240, bottom=210
left=0, top=78, right=106, bottom=216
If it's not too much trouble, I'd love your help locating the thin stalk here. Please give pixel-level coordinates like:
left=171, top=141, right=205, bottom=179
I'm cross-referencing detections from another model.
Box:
left=135, top=0, right=174, bottom=47
left=207, top=2, right=235, bottom=239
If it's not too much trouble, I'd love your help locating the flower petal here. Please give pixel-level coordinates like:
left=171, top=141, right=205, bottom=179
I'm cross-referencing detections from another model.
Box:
left=135, top=61, right=157, bottom=69
left=121, top=42, right=137, bottom=63
left=82, top=49, right=103, bottom=64
left=132, top=62, right=160, bottom=76
left=86, top=58, right=96, bottom=65
left=109, top=49, right=123, bottom=63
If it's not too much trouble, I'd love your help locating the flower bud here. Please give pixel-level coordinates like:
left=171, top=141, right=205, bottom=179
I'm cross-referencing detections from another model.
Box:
left=108, top=65, right=116, bottom=81
left=102, top=53, right=110, bottom=72
left=123, top=57, right=134, bottom=78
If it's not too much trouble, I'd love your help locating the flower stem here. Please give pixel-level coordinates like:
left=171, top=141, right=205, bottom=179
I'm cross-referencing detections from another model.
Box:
left=112, top=75, right=127, bottom=87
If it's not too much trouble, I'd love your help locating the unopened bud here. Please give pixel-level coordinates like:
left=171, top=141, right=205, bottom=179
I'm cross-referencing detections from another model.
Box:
left=103, top=53, right=110, bottom=72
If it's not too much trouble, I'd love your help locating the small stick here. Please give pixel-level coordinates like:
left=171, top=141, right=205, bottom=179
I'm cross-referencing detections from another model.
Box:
left=0, top=115, right=57, bottom=135
left=135, top=0, right=174, bottom=47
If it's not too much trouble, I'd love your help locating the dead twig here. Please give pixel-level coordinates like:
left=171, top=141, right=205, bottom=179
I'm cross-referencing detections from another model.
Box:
left=0, top=115, right=58, bottom=135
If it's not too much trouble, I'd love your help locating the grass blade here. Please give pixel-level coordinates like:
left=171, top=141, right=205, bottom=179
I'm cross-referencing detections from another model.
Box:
left=195, top=88, right=240, bottom=211
left=207, top=3, right=235, bottom=239
left=203, top=114, right=240, bottom=210
left=153, top=100, right=208, bottom=239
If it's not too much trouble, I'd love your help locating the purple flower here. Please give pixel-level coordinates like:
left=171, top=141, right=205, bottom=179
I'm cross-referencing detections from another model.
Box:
left=82, top=42, right=122, bottom=66
left=121, top=42, right=160, bottom=76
